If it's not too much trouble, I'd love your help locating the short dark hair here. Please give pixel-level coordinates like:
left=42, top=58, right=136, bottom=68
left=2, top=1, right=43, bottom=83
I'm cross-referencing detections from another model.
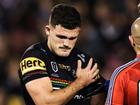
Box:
left=49, top=4, right=81, bottom=29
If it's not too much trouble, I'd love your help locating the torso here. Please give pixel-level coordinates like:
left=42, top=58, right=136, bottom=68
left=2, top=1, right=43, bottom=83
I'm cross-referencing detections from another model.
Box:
left=106, top=57, right=140, bottom=105
left=18, top=41, right=92, bottom=105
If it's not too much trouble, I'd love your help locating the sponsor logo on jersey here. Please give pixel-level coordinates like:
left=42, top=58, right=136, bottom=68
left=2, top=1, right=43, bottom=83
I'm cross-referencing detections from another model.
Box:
left=51, top=61, right=58, bottom=72
left=20, top=57, right=46, bottom=75
left=74, top=95, right=84, bottom=99
left=58, top=64, right=71, bottom=71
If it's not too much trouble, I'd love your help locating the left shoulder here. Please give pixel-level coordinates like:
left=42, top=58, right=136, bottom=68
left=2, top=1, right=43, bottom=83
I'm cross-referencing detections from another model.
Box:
left=74, top=48, right=92, bottom=62
left=110, top=59, right=139, bottom=82
left=72, top=48, right=94, bottom=68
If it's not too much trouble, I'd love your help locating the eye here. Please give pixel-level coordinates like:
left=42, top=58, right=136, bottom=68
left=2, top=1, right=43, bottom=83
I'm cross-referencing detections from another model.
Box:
left=56, top=35, right=67, bottom=39
left=69, top=37, right=77, bottom=40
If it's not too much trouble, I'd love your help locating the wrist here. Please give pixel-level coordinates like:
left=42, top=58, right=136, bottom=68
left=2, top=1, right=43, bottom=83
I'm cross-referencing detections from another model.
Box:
left=68, top=78, right=85, bottom=93
left=74, top=78, right=86, bottom=89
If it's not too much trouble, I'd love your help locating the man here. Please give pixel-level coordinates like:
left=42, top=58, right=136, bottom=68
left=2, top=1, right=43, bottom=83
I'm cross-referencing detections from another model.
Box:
left=105, top=17, right=140, bottom=105
left=18, top=4, right=106, bottom=105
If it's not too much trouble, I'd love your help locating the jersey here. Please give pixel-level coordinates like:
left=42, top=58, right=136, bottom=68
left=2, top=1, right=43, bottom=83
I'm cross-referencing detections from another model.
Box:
left=105, top=55, right=140, bottom=105
left=18, top=40, right=105, bottom=105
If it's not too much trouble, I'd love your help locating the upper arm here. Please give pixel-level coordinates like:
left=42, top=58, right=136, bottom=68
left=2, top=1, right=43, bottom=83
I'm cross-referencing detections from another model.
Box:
left=105, top=73, right=125, bottom=105
left=19, top=49, right=48, bottom=84
left=19, top=49, right=52, bottom=104
left=25, top=77, right=53, bottom=105
left=111, top=75, right=125, bottom=104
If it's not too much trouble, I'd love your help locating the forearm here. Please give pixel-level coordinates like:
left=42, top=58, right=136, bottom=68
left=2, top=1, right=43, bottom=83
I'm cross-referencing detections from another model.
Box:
left=32, top=79, right=84, bottom=105
left=52, top=80, right=84, bottom=105
left=27, top=59, right=99, bottom=105
left=48, top=79, right=84, bottom=105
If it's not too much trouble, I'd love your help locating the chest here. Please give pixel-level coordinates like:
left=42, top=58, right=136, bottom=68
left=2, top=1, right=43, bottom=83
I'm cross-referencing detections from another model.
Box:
left=45, top=59, right=77, bottom=89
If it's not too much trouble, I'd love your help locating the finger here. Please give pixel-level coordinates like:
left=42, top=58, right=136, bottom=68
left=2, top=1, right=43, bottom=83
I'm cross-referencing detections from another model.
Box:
left=97, top=74, right=100, bottom=79
left=91, top=63, right=98, bottom=72
left=86, top=58, right=93, bottom=70
left=91, top=78, right=98, bottom=83
left=94, top=74, right=100, bottom=80
left=77, top=60, right=82, bottom=69
left=91, top=78, right=97, bottom=83
left=91, top=72, right=100, bottom=83
left=91, top=69, right=99, bottom=79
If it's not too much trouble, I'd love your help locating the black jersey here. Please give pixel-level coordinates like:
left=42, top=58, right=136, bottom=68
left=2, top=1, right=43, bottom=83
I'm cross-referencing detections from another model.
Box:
left=18, top=40, right=105, bottom=105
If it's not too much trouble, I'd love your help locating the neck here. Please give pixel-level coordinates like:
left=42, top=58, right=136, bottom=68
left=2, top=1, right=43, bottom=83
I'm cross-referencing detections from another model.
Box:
left=136, top=51, right=140, bottom=55
left=135, top=47, right=140, bottom=55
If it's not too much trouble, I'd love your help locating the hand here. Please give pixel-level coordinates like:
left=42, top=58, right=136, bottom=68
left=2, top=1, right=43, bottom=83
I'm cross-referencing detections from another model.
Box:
left=76, top=58, right=100, bottom=88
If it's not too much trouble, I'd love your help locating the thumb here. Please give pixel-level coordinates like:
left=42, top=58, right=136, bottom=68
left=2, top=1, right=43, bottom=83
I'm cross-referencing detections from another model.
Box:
left=77, top=60, right=82, bottom=70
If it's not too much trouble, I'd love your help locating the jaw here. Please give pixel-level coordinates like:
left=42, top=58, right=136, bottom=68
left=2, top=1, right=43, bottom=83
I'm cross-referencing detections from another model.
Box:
left=55, top=49, right=71, bottom=57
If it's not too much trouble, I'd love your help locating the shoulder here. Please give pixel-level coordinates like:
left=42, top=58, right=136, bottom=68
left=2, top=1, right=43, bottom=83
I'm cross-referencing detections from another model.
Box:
left=72, top=48, right=94, bottom=68
left=21, top=41, right=47, bottom=60
left=110, top=59, right=138, bottom=82
left=73, top=48, right=92, bottom=62
left=19, top=42, right=48, bottom=77
left=19, top=42, right=47, bottom=71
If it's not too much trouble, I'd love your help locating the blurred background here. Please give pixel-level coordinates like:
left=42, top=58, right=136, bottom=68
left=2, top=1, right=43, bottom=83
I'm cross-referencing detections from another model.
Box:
left=0, top=0, right=139, bottom=105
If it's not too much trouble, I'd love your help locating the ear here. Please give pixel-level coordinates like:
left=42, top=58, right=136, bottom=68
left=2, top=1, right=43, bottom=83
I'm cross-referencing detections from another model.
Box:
left=45, top=25, right=50, bottom=35
left=129, top=35, right=135, bottom=46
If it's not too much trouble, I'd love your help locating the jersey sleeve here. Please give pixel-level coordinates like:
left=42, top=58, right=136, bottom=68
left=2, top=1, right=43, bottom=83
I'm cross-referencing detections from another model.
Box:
left=76, top=51, right=107, bottom=97
left=18, top=49, right=48, bottom=84
left=79, top=75, right=106, bottom=98
left=105, top=72, right=125, bottom=105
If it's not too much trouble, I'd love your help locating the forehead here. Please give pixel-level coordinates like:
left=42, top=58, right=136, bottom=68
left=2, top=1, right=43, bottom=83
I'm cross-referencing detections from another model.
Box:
left=52, top=25, right=80, bottom=36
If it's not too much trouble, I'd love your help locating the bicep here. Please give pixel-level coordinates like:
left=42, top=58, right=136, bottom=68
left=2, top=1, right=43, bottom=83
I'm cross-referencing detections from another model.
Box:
left=26, top=77, right=53, bottom=105
left=111, top=77, right=125, bottom=104
left=105, top=75, right=125, bottom=105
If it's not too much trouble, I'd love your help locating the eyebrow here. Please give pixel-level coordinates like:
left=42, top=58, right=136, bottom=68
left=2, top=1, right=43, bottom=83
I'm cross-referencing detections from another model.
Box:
left=56, top=35, right=77, bottom=40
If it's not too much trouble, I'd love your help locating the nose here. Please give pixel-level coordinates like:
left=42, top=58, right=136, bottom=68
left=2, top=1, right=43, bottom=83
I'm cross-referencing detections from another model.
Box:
left=63, top=39, right=69, bottom=47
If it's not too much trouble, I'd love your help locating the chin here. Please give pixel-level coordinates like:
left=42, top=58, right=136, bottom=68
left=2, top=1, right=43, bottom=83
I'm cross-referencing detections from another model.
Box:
left=60, top=54, right=69, bottom=57
left=58, top=52, right=70, bottom=57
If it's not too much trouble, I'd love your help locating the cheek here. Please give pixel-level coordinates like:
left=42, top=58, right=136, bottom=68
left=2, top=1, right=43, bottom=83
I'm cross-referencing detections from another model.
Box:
left=58, top=39, right=64, bottom=43
left=52, top=37, right=64, bottom=46
left=55, top=40, right=64, bottom=46
left=70, top=40, right=77, bottom=47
